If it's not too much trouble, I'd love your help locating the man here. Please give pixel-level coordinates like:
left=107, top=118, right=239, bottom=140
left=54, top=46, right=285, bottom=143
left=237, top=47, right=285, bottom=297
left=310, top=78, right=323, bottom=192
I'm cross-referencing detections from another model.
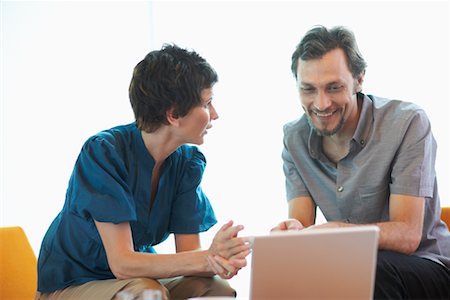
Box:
left=273, top=25, right=450, bottom=299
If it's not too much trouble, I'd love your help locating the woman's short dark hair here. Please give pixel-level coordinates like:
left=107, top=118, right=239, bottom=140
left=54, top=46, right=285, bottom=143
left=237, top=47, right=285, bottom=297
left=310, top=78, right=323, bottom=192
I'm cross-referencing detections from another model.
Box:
left=129, top=44, right=218, bottom=133
left=291, top=25, right=367, bottom=79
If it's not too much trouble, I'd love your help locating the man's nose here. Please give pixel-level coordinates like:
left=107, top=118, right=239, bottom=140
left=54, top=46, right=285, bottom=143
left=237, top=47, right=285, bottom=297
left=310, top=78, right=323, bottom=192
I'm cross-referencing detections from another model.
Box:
left=313, top=91, right=332, bottom=111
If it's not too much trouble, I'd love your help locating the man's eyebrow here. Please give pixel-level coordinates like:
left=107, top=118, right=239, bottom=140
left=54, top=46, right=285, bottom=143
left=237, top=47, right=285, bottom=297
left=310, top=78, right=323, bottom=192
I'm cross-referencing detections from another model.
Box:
left=326, top=80, right=343, bottom=86
left=300, top=80, right=343, bottom=87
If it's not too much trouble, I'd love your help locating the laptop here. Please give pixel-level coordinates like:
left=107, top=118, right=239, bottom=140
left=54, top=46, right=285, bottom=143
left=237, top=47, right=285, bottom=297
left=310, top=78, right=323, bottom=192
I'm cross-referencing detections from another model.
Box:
left=249, top=226, right=379, bottom=300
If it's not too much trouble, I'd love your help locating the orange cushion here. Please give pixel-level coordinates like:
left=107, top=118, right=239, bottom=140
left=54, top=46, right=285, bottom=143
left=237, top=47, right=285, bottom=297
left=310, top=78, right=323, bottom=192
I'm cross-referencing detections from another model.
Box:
left=0, top=226, right=37, bottom=300
left=441, top=207, right=450, bottom=229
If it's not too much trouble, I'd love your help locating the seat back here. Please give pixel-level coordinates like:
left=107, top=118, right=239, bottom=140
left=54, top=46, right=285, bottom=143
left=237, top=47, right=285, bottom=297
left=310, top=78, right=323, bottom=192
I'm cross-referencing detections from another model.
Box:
left=0, top=226, right=37, bottom=300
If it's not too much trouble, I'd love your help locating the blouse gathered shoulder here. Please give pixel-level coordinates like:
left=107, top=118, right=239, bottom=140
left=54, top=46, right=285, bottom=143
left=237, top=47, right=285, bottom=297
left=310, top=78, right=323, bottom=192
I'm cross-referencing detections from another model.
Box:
left=37, top=123, right=217, bottom=293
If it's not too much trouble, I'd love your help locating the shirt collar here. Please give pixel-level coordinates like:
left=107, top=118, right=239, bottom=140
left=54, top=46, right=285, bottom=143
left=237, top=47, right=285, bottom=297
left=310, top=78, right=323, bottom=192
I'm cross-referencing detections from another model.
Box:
left=351, top=93, right=373, bottom=151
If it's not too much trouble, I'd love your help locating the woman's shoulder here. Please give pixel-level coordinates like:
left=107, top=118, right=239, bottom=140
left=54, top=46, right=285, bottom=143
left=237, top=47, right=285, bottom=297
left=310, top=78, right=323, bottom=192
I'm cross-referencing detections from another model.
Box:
left=175, top=145, right=206, bottom=165
left=81, top=123, right=137, bottom=150
left=88, top=123, right=136, bottom=142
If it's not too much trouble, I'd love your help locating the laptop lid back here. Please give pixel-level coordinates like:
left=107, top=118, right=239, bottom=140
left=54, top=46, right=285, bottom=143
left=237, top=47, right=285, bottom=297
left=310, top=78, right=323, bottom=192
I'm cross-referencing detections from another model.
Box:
left=249, top=226, right=379, bottom=300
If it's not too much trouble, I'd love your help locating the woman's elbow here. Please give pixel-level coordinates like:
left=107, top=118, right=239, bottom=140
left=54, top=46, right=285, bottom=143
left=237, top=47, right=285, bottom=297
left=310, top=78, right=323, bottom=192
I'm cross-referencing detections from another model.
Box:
left=109, top=262, right=133, bottom=280
left=107, top=254, right=138, bottom=280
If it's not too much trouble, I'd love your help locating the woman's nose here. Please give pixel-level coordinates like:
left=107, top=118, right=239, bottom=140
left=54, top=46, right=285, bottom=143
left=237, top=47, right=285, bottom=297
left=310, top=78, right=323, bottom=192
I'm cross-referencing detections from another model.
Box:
left=209, top=104, right=219, bottom=120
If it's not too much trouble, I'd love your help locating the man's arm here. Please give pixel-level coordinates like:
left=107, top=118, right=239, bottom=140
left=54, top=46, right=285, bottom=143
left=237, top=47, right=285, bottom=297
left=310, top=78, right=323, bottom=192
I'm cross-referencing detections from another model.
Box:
left=271, top=196, right=316, bottom=231
left=377, top=194, right=424, bottom=254
left=288, top=196, right=316, bottom=227
left=309, top=194, right=425, bottom=255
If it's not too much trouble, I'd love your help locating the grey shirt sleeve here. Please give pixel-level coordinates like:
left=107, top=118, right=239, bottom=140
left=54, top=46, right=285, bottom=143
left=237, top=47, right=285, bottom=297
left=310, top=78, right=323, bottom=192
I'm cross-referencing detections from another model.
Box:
left=389, top=109, right=436, bottom=197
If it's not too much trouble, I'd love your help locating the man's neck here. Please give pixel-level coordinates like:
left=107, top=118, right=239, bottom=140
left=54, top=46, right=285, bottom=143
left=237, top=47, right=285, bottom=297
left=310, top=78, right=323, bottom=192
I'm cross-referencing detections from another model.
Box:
left=322, top=95, right=362, bottom=163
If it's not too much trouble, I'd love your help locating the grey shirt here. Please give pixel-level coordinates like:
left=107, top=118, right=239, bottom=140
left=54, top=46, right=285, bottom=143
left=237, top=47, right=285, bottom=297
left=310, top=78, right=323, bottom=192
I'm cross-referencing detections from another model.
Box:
left=282, top=93, right=450, bottom=268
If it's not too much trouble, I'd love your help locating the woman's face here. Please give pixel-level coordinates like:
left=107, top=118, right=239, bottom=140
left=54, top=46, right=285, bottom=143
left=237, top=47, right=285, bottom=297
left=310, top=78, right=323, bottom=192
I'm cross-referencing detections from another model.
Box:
left=177, top=87, right=218, bottom=145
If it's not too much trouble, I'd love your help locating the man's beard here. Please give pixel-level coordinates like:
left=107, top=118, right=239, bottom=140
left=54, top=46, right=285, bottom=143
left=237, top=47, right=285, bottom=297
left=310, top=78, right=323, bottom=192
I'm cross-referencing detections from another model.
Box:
left=306, top=110, right=345, bottom=137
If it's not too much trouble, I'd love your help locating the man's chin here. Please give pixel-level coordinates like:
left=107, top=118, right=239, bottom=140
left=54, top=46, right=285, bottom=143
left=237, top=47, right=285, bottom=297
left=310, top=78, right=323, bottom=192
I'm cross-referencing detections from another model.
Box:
left=310, top=121, right=346, bottom=136
left=307, top=116, right=344, bottom=137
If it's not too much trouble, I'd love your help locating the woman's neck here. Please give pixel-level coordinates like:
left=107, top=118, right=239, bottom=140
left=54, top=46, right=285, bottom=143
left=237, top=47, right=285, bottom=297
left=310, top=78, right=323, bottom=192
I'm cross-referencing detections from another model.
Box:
left=141, top=127, right=181, bottom=164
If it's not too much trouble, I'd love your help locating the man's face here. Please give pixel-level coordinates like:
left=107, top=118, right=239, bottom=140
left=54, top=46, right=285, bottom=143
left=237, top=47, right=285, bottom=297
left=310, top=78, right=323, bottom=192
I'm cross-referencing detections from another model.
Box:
left=296, top=48, right=362, bottom=136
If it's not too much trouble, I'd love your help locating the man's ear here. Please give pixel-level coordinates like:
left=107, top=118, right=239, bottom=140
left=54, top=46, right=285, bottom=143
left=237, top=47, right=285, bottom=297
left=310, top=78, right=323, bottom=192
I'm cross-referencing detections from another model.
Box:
left=166, top=107, right=180, bottom=127
left=354, top=71, right=365, bottom=93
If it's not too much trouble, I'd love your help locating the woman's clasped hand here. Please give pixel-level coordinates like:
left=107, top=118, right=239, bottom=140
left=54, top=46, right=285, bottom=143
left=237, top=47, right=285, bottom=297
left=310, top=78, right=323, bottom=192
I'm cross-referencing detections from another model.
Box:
left=207, top=221, right=251, bottom=279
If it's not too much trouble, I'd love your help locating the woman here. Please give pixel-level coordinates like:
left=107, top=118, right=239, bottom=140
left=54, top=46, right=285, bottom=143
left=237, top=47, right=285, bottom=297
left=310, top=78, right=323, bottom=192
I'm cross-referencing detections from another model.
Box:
left=36, top=45, right=250, bottom=300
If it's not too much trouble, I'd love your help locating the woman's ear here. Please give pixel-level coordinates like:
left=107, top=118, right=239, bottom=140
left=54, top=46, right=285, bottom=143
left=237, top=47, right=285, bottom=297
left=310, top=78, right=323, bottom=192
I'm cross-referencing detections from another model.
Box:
left=166, top=107, right=180, bottom=127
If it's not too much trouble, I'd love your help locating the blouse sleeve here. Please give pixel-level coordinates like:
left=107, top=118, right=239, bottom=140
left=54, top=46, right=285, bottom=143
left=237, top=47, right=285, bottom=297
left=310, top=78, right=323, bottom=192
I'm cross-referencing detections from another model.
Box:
left=67, top=135, right=136, bottom=223
left=168, top=147, right=217, bottom=234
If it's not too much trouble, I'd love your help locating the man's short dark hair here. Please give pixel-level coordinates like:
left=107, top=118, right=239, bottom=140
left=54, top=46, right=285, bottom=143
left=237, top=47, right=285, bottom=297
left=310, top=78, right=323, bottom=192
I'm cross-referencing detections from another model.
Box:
left=129, top=44, right=218, bottom=133
left=291, top=25, right=367, bottom=79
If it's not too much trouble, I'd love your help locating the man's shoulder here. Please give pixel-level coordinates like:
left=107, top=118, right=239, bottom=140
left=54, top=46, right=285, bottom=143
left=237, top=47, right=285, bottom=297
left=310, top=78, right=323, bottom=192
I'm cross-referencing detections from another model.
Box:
left=369, top=95, right=424, bottom=119
left=283, top=115, right=309, bottom=137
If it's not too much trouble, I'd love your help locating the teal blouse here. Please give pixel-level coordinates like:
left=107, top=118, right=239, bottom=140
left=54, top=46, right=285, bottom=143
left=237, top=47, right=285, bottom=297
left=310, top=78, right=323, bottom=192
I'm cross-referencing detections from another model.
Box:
left=37, top=123, right=217, bottom=292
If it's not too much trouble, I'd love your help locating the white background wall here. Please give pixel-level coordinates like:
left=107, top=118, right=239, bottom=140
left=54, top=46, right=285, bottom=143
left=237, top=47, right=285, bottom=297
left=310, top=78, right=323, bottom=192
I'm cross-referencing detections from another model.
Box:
left=1, top=1, right=449, bottom=298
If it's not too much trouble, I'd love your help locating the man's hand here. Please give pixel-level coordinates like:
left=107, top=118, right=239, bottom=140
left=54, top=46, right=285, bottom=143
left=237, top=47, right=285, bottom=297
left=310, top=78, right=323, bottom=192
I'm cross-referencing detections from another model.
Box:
left=270, top=218, right=304, bottom=232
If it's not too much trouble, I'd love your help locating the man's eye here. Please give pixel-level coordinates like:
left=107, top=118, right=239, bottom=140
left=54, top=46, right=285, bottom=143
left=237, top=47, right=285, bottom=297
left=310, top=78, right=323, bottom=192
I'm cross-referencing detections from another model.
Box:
left=329, top=85, right=343, bottom=92
left=301, top=87, right=314, bottom=93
